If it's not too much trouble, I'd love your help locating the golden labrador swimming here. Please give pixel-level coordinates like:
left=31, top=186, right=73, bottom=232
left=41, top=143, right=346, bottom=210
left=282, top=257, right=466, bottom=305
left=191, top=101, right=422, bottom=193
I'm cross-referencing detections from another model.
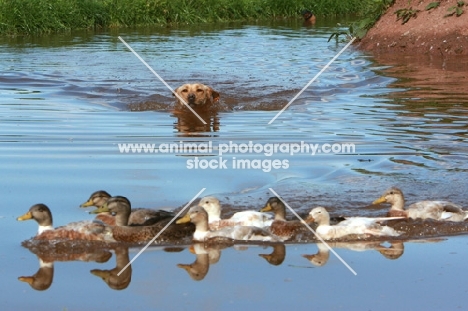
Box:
left=173, top=83, right=220, bottom=111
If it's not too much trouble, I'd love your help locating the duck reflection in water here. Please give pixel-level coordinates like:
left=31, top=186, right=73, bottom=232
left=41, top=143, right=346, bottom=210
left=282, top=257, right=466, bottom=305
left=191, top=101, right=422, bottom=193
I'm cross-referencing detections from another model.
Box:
left=18, top=256, right=54, bottom=291
left=177, top=243, right=224, bottom=281
left=18, top=248, right=112, bottom=291
left=258, top=243, right=286, bottom=266
left=91, top=246, right=132, bottom=290
left=302, top=241, right=405, bottom=267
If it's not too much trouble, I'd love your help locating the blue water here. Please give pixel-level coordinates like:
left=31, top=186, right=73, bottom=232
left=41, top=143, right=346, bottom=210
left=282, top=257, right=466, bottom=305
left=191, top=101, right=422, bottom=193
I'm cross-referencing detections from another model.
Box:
left=1, top=18, right=468, bottom=309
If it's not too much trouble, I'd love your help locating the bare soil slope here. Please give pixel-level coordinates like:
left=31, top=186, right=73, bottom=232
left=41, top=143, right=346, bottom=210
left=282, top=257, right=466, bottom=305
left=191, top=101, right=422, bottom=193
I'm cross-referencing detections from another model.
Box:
left=358, top=0, right=468, bottom=56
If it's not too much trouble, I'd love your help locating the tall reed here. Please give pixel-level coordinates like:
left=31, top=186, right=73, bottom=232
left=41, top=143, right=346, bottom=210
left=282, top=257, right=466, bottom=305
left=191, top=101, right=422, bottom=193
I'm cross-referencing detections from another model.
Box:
left=0, top=0, right=381, bottom=35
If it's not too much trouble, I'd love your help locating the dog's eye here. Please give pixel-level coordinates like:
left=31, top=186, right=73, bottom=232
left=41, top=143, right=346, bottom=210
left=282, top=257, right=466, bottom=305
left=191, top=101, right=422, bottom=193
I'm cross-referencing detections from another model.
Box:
left=181, top=89, right=188, bottom=93
left=196, top=89, right=204, bottom=93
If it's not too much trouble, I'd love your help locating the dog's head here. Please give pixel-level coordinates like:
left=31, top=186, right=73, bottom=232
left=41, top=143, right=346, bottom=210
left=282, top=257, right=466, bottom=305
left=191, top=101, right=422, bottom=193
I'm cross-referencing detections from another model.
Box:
left=173, top=83, right=220, bottom=108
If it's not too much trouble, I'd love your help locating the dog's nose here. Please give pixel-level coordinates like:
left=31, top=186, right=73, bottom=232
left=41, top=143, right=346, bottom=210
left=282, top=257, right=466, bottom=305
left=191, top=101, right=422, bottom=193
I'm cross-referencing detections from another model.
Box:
left=187, top=94, right=196, bottom=102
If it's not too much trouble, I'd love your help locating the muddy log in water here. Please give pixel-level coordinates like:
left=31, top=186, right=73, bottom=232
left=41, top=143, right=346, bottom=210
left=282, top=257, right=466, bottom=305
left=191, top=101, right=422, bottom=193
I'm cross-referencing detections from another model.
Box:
left=357, top=0, right=468, bottom=56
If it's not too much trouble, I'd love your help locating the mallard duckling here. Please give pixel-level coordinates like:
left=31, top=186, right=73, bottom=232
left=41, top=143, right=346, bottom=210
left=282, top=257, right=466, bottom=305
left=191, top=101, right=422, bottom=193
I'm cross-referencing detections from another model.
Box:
left=198, top=196, right=273, bottom=230
left=81, top=190, right=175, bottom=226
left=373, top=187, right=468, bottom=221
left=17, top=204, right=114, bottom=242
left=259, top=197, right=311, bottom=240
left=176, top=206, right=280, bottom=242
left=91, top=196, right=194, bottom=243
left=306, top=207, right=402, bottom=240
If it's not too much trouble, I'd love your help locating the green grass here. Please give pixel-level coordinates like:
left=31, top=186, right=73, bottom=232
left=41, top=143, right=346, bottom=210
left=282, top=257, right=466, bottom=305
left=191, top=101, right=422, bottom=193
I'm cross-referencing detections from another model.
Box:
left=0, top=0, right=382, bottom=35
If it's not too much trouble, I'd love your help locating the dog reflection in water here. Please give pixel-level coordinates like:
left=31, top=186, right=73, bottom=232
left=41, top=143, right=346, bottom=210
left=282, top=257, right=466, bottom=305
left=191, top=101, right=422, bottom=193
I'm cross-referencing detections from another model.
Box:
left=173, top=109, right=220, bottom=133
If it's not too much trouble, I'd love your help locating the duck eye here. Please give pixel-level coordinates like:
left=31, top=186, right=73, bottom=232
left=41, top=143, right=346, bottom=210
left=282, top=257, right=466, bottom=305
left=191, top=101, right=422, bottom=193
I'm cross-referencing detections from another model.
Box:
left=389, top=191, right=394, bottom=195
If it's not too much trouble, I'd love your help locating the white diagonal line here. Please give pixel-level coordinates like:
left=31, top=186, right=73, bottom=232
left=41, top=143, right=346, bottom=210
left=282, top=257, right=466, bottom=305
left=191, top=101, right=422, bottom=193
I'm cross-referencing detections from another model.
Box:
left=118, top=36, right=207, bottom=124
left=268, top=37, right=356, bottom=124
left=117, top=188, right=206, bottom=276
left=268, top=188, right=357, bottom=275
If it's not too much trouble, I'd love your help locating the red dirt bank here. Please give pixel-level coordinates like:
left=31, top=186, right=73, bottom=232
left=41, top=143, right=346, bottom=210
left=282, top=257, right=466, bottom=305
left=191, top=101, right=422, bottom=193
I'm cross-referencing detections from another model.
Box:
left=357, top=0, right=468, bottom=56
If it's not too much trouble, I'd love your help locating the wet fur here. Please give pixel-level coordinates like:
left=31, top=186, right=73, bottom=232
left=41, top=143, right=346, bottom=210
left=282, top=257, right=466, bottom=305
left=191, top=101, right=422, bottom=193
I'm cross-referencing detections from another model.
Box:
left=173, top=83, right=220, bottom=111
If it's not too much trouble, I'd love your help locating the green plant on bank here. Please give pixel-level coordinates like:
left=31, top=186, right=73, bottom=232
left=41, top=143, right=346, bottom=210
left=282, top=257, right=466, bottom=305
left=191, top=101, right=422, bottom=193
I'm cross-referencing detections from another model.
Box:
left=327, top=29, right=352, bottom=43
left=0, top=0, right=383, bottom=35
left=425, top=1, right=440, bottom=11
left=445, top=0, right=465, bottom=17
left=394, top=7, right=420, bottom=24
left=328, top=0, right=394, bottom=42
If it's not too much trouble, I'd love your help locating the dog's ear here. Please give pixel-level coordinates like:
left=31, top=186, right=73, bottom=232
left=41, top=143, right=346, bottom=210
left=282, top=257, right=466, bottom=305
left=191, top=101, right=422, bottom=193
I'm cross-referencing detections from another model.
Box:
left=172, top=87, right=179, bottom=97
left=208, top=87, right=220, bottom=102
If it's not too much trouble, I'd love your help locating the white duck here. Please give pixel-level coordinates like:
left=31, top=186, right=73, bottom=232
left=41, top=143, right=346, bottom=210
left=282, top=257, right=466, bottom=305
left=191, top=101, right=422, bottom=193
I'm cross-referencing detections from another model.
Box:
left=306, top=207, right=402, bottom=240
left=198, top=196, right=273, bottom=229
left=373, top=187, right=468, bottom=221
left=176, top=206, right=280, bottom=242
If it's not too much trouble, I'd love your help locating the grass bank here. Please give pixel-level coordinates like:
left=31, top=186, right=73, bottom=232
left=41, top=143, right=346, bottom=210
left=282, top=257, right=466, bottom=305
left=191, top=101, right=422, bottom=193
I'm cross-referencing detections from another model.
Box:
left=0, top=0, right=381, bottom=35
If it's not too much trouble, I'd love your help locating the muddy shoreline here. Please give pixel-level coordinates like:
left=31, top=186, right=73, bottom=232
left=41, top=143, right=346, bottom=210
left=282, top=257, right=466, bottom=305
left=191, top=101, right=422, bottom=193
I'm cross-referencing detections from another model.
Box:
left=357, top=0, right=468, bottom=56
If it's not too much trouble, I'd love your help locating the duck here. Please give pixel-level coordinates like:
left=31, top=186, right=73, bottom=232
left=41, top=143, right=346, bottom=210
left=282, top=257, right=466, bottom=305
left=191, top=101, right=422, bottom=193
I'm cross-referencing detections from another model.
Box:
left=372, top=187, right=468, bottom=221
left=259, top=197, right=312, bottom=240
left=80, top=190, right=175, bottom=226
left=90, top=196, right=194, bottom=243
left=17, top=204, right=114, bottom=242
left=306, top=207, right=402, bottom=240
left=301, top=9, right=316, bottom=25
left=198, top=196, right=273, bottom=230
left=176, top=205, right=281, bottom=242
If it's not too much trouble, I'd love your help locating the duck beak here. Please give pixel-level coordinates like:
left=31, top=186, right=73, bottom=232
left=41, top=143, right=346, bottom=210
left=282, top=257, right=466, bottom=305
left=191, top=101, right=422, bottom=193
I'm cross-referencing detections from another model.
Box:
left=17, top=211, right=33, bottom=221
left=176, top=263, right=191, bottom=272
left=260, top=203, right=272, bottom=212
left=89, top=203, right=110, bottom=214
left=188, top=245, right=196, bottom=254
left=373, top=196, right=387, bottom=205
left=90, top=269, right=110, bottom=279
left=176, top=214, right=191, bottom=224
left=18, top=276, right=34, bottom=284
left=258, top=254, right=272, bottom=261
left=80, top=199, right=94, bottom=208
left=305, top=215, right=314, bottom=223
